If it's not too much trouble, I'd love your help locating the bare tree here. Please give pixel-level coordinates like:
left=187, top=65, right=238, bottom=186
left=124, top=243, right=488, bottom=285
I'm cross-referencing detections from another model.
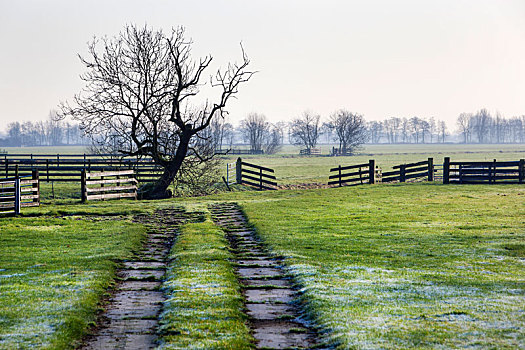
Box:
left=438, top=120, right=448, bottom=143
left=472, top=108, right=492, bottom=143
left=457, top=113, right=472, bottom=143
left=409, top=116, right=422, bottom=143
left=209, top=117, right=233, bottom=152
left=274, top=121, right=288, bottom=145
left=289, top=111, right=320, bottom=151
left=367, top=121, right=383, bottom=143
left=240, top=113, right=281, bottom=154
left=240, top=113, right=269, bottom=151
left=382, top=117, right=402, bottom=143
left=264, top=125, right=283, bottom=155
left=429, top=117, right=437, bottom=143
left=326, top=109, right=367, bottom=155
left=420, top=119, right=430, bottom=143
left=60, top=25, right=253, bottom=198
left=7, top=122, right=22, bottom=147
left=400, top=118, right=410, bottom=143
left=47, top=110, right=63, bottom=146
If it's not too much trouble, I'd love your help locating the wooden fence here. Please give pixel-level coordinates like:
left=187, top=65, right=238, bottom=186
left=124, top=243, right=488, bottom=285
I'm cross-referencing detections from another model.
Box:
left=1, top=153, right=161, bottom=182
left=215, top=149, right=264, bottom=155
left=328, top=160, right=377, bottom=187
left=0, top=171, right=40, bottom=215
left=235, top=158, right=277, bottom=190
left=444, top=157, right=525, bottom=184
left=381, top=158, right=434, bottom=183
left=81, top=170, right=138, bottom=202
left=300, top=148, right=321, bottom=155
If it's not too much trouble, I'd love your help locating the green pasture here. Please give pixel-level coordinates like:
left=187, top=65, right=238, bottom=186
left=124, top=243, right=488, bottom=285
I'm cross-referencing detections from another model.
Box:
left=8, top=143, right=523, bottom=201
left=0, top=143, right=524, bottom=348
left=235, top=184, right=525, bottom=348
left=1, top=146, right=88, bottom=155
left=159, top=218, right=252, bottom=348
left=0, top=205, right=147, bottom=349
left=219, top=143, right=525, bottom=185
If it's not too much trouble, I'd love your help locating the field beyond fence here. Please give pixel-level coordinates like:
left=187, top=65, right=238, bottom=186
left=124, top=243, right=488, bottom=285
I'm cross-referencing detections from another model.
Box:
left=1, top=153, right=161, bottom=183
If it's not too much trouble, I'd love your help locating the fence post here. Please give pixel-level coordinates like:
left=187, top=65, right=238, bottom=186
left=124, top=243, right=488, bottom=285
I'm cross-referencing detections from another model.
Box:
left=491, top=159, right=496, bottom=184
left=259, top=168, right=263, bottom=190
left=15, top=164, right=19, bottom=178
left=400, top=164, right=406, bottom=183
left=443, top=157, right=450, bottom=184
left=14, top=178, right=21, bottom=215
left=46, top=159, right=49, bottom=182
left=518, top=159, right=525, bottom=184
left=32, top=170, right=40, bottom=206
left=427, top=157, right=434, bottom=182
left=368, top=160, right=375, bottom=184
left=236, top=157, right=242, bottom=184
left=338, top=165, right=342, bottom=187
left=5, top=158, right=7, bottom=177
left=81, top=169, right=87, bottom=203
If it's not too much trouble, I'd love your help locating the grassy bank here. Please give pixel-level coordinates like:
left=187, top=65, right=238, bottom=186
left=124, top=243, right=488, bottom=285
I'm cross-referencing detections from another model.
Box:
left=236, top=184, right=525, bottom=348
left=1, top=179, right=524, bottom=348
left=0, top=213, right=146, bottom=349
left=159, top=219, right=252, bottom=349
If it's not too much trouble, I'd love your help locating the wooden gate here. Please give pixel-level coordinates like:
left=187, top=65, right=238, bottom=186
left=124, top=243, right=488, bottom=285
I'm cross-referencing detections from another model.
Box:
left=235, top=158, right=277, bottom=190
left=444, top=158, right=525, bottom=184
left=81, top=170, right=138, bottom=202
left=328, top=160, right=377, bottom=187
left=0, top=171, right=40, bottom=215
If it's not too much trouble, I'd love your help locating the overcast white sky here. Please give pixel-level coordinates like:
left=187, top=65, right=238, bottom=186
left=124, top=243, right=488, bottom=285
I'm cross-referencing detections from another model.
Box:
left=1, top=0, right=524, bottom=129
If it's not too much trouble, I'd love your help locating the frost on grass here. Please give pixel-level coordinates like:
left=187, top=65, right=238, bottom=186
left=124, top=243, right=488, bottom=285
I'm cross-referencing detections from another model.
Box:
left=287, top=262, right=525, bottom=349
left=0, top=270, right=97, bottom=348
left=157, top=221, right=251, bottom=349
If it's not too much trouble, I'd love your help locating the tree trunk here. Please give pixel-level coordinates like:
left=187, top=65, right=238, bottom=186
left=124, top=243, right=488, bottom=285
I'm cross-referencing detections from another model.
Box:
left=144, top=131, right=192, bottom=199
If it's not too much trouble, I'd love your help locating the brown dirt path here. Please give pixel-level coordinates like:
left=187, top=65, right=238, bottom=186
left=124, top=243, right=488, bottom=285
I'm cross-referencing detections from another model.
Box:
left=81, top=208, right=200, bottom=350
left=210, top=203, right=319, bottom=349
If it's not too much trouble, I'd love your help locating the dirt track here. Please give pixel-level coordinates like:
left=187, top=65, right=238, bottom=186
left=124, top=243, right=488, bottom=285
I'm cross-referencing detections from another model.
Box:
left=210, top=203, right=318, bottom=349
left=81, top=208, right=198, bottom=349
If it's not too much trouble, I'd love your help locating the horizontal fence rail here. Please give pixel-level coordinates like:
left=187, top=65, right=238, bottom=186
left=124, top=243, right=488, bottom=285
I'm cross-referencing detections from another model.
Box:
left=81, top=169, right=138, bottom=202
left=328, top=160, right=376, bottom=186
left=0, top=171, right=40, bottom=215
left=1, top=153, right=162, bottom=182
left=444, top=157, right=525, bottom=184
left=381, top=158, right=434, bottom=183
left=215, top=149, right=264, bottom=155
left=235, top=157, right=277, bottom=190
left=300, top=148, right=321, bottom=155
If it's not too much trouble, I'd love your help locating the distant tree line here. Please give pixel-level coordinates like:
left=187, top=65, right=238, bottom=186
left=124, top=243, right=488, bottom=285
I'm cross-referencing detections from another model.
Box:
left=0, top=111, right=87, bottom=147
left=3, top=108, right=524, bottom=151
left=456, top=109, right=525, bottom=144
left=366, top=116, right=448, bottom=144
left=213, top=109, right=368, bottom=155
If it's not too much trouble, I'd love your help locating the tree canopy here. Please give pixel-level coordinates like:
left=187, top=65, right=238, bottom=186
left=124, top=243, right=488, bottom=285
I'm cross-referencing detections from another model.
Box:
left=61, top=25, right=254, bottom=198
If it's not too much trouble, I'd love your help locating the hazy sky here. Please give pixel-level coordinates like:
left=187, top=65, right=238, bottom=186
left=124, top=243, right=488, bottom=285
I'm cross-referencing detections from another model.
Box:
left=1, top=0, right=524, bottom=129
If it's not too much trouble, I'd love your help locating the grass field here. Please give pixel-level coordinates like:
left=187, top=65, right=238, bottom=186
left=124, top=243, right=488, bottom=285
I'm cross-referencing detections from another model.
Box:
left=0, top=144, right=524, bottom=349
left=219, top=143, right=525, bottom=185
left=159, top=218, right=252, bottom=348
left=234, top=184, right=525, bottom=348
left=9, top=143, right=523, bottom=200
left=0, top=206, right=146, bottom=349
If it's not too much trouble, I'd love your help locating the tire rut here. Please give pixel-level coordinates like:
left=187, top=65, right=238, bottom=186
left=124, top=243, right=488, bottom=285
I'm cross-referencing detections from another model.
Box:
left=210, top=203, right=319, bottom=349
left=81, top=208, right=202, bottom=350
